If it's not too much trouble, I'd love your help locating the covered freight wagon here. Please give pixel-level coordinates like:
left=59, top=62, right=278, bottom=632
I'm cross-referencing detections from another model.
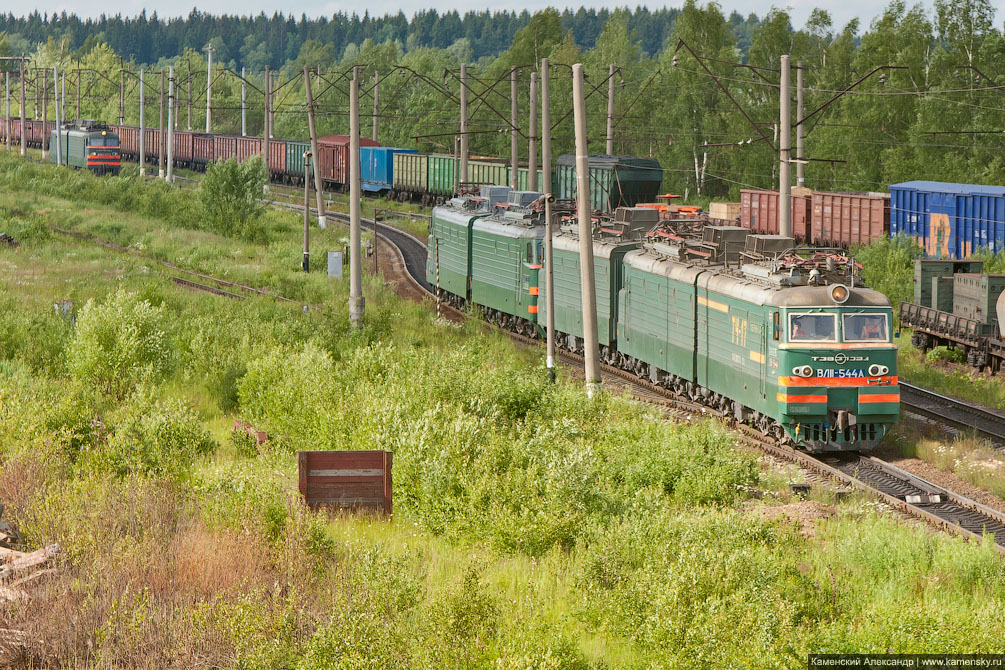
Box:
left=317, top=135, right=379, bottom=189
left=554, top=155, right=662, bottom=213
left=361, top=147, right=416, bottom=192
left=890, top=181, right=1005, bottom=258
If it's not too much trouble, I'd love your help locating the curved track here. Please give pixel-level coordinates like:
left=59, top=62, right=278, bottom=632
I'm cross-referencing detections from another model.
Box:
left=362, top=216, right=1005, bottom=553
left=901, top=382, right=1005, bottom=446
left=50, top=196, right=1005, bottom=553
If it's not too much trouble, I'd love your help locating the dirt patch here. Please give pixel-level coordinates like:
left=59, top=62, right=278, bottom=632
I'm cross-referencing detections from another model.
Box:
left=873, top=443, right=1005, bottom=515
left=749, top=500, right=836, bottom=538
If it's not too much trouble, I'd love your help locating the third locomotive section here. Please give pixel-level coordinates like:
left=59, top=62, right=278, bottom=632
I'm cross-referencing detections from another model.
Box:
left=430, top=190, right=900, bottom=453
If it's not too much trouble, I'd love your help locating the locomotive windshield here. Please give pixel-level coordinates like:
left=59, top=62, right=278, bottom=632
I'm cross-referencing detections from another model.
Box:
left=90, top=136, right=118, bottom=146
left=789, top=313, right=837, bottom=342
left=843, top=313, right=889, bottom=342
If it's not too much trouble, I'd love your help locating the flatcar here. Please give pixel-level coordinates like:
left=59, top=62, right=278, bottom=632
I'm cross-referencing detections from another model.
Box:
left=49, top=120, right=121, bottom=175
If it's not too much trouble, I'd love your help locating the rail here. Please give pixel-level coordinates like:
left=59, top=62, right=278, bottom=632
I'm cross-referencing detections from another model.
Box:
left=900, top=382, right=1005, bottom=446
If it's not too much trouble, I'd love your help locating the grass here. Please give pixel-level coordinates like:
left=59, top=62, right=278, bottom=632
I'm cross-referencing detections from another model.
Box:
left=3, top=156, right=1005, bottom=665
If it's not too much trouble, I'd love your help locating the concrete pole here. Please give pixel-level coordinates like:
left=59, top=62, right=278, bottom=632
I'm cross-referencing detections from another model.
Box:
left=263, top=67, right=270, bottom=168
left=541, top=58, right=554, bottom=378
left=18, top=60, right=24, bottom=156
left=41, top=69, right=47, bottom=159
left=5, top=72, right=9, bottom=153
left=779, top=54, right=791, bottom=238
left=349, top=67, right=364, bottom=327
left=268, top=70, right=274, bottom=139
left=166, top=66, right=174, bottom=183
left=372, top=70, right=379, bottom=142
left=529, top=71, right=538, bottom=192
left=304, top=150, right=311, bottom=270
left=60, top=73, right=65, bottom=125
left=119, top=68, right=124, bottom=125
left=606, top=64, right=615, bottom=155
left=573, top=63, right=600, bottom=395
left=54, top=67, right=61, bottom=166
left=459, top=63, right=468, bottom=188
left=304, top=65, right=326, bottom=227
left=205, top=43, right=212, bottom=133
left=159, top=70, right=165, bottom=179
left=187, top=73, right=192, bottom=130
left=796, top=60, right=805, bottom=187
left=511, top=67, right=519, bottom=190
left=33, top=67, right=38, bottom=120
left=139, top=69, right=145, bottom=175
left=241, top=67, right=247, bottom=136
left=76, top=66, right=80, bottom=121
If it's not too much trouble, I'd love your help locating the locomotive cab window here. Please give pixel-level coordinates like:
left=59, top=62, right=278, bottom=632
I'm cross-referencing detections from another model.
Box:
left=843, top=313, right=889, bottom=342
left=788, top=313, right=837, bottom=342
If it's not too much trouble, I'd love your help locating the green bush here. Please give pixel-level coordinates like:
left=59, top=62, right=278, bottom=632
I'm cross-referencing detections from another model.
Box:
left=67, top=288, right=176, bottom=398
left=200, top=157, right=268, bottom=241
left=92, top=388, right=217, bottom=478
left=926, top=346, right=965, bottom=364
left=852, top=234, right=924, bottom=312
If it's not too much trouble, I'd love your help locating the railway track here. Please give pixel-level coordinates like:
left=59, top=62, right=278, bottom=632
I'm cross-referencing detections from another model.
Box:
left=900, top=382, right=1005, bottom=445
left=51, top=199, right=1005, bottom=553
left=352, top=212, right=1005, bottom=554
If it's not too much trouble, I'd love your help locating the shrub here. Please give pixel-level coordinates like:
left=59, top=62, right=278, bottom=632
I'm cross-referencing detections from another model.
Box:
left=200, top=157, right=268, bottom=241
left=852, top=234, right=924, bottom=313
left=93, top=388, right=217, bottom=479
left=67, top=289, right=176, bottom=398
left=926, top=346, right=965, bottom=364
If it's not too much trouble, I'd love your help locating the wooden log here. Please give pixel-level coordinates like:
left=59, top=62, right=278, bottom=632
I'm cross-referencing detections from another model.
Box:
left=0, top=544, right=59, bottom=580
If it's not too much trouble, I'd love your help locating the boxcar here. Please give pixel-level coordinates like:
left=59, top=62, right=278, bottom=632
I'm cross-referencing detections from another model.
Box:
left=361, top=147, right=415, bottom=192
left=317, top=135, right=379, bottom=189
left=193, top=134, right=213, bottom=167
left=890, top=181, right=1005, bottom=258
left=467, top=158, right=510, bottom=188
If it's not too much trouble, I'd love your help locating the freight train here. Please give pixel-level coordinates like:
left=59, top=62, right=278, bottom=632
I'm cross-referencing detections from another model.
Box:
left=0, top=117, right=661, bottom=211
left=428, top=187, right=900, bottom=452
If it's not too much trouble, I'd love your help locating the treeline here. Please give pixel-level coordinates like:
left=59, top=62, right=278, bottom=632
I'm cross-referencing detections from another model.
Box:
left=0, top=7, right=761, bottom=68
left=3, top=0, right=1005, bottom=198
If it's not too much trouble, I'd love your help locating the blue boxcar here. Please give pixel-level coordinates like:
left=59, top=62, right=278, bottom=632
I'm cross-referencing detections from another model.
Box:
left=890, top=181, right=1005, bottom=258
left=361, top=147, right=417, bottom=192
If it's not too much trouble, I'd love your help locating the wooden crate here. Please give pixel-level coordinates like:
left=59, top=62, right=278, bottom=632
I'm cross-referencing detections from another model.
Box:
left=298, top=450, right=392, bottom=516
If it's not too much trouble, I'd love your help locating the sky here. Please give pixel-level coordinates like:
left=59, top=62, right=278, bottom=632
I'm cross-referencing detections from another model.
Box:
left=32, top=0, right=1005, bottom=34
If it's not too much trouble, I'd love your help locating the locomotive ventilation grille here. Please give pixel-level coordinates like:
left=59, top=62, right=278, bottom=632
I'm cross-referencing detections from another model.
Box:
left=804, top=422, right=880, bottom=444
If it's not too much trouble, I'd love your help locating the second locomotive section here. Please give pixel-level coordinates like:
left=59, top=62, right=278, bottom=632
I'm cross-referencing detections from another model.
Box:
left=427, top=188, right=899, bottom=452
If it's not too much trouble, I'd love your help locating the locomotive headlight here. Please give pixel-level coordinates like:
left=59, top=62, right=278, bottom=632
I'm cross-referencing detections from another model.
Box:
left=868, top=364, right=889, bottom=376
left=792, top=365, right=813, bottom=378
left=830, top=284, right=850, bottom=304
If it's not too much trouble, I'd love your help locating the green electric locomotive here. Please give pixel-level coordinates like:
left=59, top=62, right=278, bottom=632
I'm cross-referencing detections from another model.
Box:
left=614, top=225, right=897, bottom=451
left=49, top=120, right=121, bottom=175
left=429, top=188, right=546, bottom=336
left=426, top=186, right=511, bottom=308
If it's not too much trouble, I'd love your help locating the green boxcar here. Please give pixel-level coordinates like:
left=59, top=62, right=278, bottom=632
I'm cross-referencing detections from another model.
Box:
left=507, top=166, right=548, bottom=192
left=470, top=207, right=545, bottom=328
left=286, top=140, right=311, bottom=181
left=393, top=152, right=429, bottom=195
left=617, top=248, right=897, bottom=451
left=554, top=154, right=662, bottom=212
left=467, top=158, right=510, bottom=188
left=539, top=232, right=638, bottom=351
